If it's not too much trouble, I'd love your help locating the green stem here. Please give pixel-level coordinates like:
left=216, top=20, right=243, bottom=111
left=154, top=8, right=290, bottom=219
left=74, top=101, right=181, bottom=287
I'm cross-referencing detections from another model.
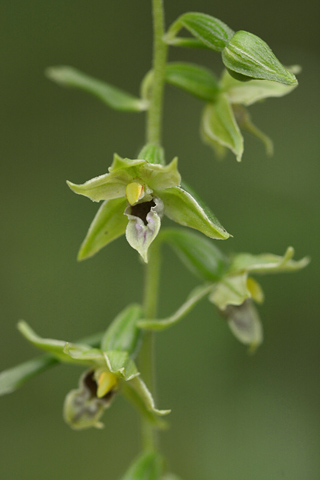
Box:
left=139, top=0, right=167, bottom=452
left=146, top=0, right=168, bottom=145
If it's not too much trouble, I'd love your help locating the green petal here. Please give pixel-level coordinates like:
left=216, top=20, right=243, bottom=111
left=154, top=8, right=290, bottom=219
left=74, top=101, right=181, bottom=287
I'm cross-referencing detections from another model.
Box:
left=104, top=350, right=139, bottom=381
left=120, top=451, right=163, bottom=480
left=221, top=69, right=297, bottom=106
left=17, top=321, right=90, bottom=365
left=160, top=185, right=230, bottom=240
left=138, top=285, right=213, bottom=331
left=46, top=66, right=148, bottom=112
left=229, top=246, right=310, bottom=275
left=101, top=304, right=143, bottom=357
left=201, top=95, right=243, bottom=162
left=224, top=300, right=263, bottom=351
left=165, top=62, right=220, bottom=101
left=161, top=228, right=228, bottom=282
left=222, top=31, right=298, bottom=85
left=209, top=273, right=250, bottom=310
left=77, top=197, right=127, bottom=260
left=139, top=157, right=181, bottom=191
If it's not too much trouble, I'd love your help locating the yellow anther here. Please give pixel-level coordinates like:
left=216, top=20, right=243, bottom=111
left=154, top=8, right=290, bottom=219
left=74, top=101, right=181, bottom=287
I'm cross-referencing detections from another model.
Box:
left=96, top=371, right=118, bottom=398
left=126, top=182, right=144, bottom=205
left=247, top=277, right=264, bottom=304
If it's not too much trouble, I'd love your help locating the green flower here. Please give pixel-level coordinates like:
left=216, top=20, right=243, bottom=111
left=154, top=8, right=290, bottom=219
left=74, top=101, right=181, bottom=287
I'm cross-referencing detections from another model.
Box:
left=17, top=305, right=170, bottom=430
left=201, top=69, right=298, bottom=162
left=67, top=153, right=230, bottom=262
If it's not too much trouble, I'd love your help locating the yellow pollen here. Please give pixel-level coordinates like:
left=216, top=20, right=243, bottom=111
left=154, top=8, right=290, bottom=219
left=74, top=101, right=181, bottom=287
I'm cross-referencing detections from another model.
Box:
left=247, top=277, right=264, bottom=304
left=96, top=371, right=118, bottom=398
left=126, top=182, right=144, bottom=205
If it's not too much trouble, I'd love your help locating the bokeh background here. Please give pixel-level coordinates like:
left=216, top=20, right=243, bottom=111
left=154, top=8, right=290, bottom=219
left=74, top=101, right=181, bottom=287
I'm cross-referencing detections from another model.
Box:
left=1, top=1, right=319, bottom=479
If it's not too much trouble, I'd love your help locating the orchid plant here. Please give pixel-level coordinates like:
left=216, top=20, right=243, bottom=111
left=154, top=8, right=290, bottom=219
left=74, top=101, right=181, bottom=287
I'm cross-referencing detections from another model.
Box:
left=0, top=2, right=308, bottom=479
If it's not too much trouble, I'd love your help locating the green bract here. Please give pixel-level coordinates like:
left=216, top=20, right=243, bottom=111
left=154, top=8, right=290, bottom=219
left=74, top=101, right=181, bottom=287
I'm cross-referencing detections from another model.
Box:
left=222, top=30, right=298, bottom=85
left=17, top=305, right=170, bottom=430
left=67, top=153, right=230, bottom=262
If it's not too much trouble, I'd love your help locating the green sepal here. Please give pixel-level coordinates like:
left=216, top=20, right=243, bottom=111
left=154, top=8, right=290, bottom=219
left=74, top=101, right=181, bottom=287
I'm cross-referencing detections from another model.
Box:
left=165, top=62, right=220, bottom=101
left=46, top=66, right=148, bottom=112
left=161, top=229, right=228, bottom=282
left=221, top=70, right=297, bottom=106
left=222, top=31, right=298, bottom=85
left=104, top=351, right=139, bottom=381
left=232, top=105, right=273, bottom=156
left=0, top=332, right=103, bottom=396
left=228, top=246, right=310, bottom=275
left=138, top=143, right=166, bottom=165
left=17, top=321, right=90, bottom=365
left=166, top=13, right=234, bottom=52
left=223, top=300, right=263, bottom=351
left=201, top=95, right=243, bottom=162
left=122, top=376, right=170, bottom=422
left=138, top=285, right=213, bottom=331
left=77, top=197, right=128, bottom=260
left=119, top=451, right=163, bottom=480
left=160, top=183, right=230, bottom=240
left=63, top=344, right=106, bottom=366
left=101, top=304, right=143, bottom=357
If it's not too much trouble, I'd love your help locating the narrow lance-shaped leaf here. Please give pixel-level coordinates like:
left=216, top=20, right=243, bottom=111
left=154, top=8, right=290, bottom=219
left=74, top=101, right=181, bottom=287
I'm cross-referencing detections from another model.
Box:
left=120, top=451, right=163, bottom=480
left=160, top=228, right=228, bottom=282
left=222, top=31, right=298, bottom=85
left=165, top=62, right=220, bottom=101
left=166, top=12, right=234, bottom=52
left=46, top=66, right=148, bottom=111
left=201, top=94, right=244, bottom=162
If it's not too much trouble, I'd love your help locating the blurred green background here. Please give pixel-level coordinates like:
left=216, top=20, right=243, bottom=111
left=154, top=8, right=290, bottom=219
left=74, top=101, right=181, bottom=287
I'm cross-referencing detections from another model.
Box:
left=1, top=0, right=319, bottom=478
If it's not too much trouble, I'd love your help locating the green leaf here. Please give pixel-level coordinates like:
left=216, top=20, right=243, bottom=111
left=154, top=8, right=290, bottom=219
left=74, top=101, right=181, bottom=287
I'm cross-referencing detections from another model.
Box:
left=104, top=351, right=139, bottom=381
left=222, top=31, right=298, bottom=85
left=166, top=13, right=234, bottom=52
left=46, top=66, right=148, bottom=112
left=101, top=304, right=143, bottom=357
left=165, top=62, right=219, bottom=101
left=161, top=229, right=228, bottom=282
left=201, top=94, right=244, bottom=162
left=138, top=285, right=213, bottom=331
left=0, top=331, right=103, bottom=396
left=221, top=70, right=297, bottom=106
left=159, top=183, right=230, bottom=240
left=119, top=451, right=163, bottom=480
left=77, top=197, right=128, bottom=261
left=229, top=246, right=310, bottom=275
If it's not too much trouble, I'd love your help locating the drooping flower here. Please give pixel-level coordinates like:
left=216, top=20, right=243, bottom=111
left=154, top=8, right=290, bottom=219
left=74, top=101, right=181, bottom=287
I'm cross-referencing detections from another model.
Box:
left=67, top=153, right=230, bottom=262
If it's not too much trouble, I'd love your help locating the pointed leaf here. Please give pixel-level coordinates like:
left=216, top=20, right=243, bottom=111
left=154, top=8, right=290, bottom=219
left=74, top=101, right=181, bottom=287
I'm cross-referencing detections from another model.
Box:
left=221, top=70, right=297, bottom=106
left=101, top=304, right=143, bottom=356
left=46, top=66, right=148, bottom=111
left=138, top=285, right=213, bottom=331
left=222, top=31, right=298, bottom=85
left=201, top=95, right=243, bottom=161
left=120, top=451, right=163, bottom=480
left=161, top=228, right=228, bottom=282
left=165, top=62, right=219, bottom=101
left=77, top=197, right=127, bottom=260
left=229, top=246, right=310, bottom=275
left=160, top=183, right=230, bottom=240
left=167, top=13, right=234, bottom=52
left=0, top=331, right=103, bottom=396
